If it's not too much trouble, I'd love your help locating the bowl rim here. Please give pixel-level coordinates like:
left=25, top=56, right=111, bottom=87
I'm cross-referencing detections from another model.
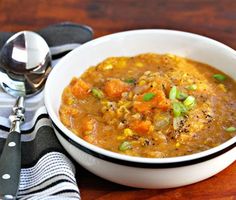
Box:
left=45, top=29, right=236, bottom=167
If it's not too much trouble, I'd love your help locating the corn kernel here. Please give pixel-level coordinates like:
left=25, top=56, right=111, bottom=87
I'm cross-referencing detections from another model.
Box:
left=101, top=100, right=108, bottom=105
left=138, top=80, right=146, bottom=86
left=151, top=81, right=157, bottom=87
left=83, top=131, right=91, bottom=136
left=135, top=62, right=143, bottom=67
left=124, top=128, right=134, bottom=137
left=218, top=84, right=227, bottom=92
left=166, top=53, right=176, bottom=59
left=198, top=83, right=208, bottom=91
left=175, top=142, right=180, bottom=148
left=128, top=91, right=133, bottom=99
left=116, top=108, right=123, bottom=118
left=66, top=97, right=74, bottom=105
left=103, top=64, right=113, bottom=70
left=149, top=125, right=155, bottom=132
left=119, top=60, right=127, bottom=67
left=117, top=135, right=126, bottom=140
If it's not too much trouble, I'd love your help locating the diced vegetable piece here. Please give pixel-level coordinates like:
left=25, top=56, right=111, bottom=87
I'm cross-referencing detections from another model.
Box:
left=176, top=90, right=186, bottom=99
left=154, top=113, right=170, bottom=130
left=169, top=86, right=177, bottom=100
left=187, top=84, right=197, bottom=90
left=173, top=116, right=185, bottom=130
left=176, top=90, right=188, bottom=100
left=213, top=74, right=226, bottom=81
left=104, top=78, right=131, bottom=99
left=143, top=93, right=155, bottom=101
left=175, top=142, right=180, bottom=148
left=91, top=88, right=104, bottom=99
left=130, top=120, right=152, bottom=134
left=133, top=89, right=170, bottom=113
left=81, top=117, right=97, bottom=135
left=123, top=128, right=134, bottom=137
left=218, top=84, right=227, bottom=92
left=179, top=102, right=188, bottom=113
left=70, top=78, right=90, bottom=99
left=225, top=126, right=236, bottom=132
left=172, top=102, right=181, bottom=117
left=172, top=102, right=187, bottom=117
left=133, top=101, right=152, bottom=113
left=124, top=79, right=136, bottom=84
left=119, top=141, right=132, bottom=151
left=183, top=96, right=196, bottom=109
left=157, top=99, right=171, bottom=111
left=103, top=64, right=113, bottom=70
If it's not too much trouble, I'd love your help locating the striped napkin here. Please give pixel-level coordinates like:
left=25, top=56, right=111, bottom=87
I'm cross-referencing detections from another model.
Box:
left=0, top=23, right=93, bottom=199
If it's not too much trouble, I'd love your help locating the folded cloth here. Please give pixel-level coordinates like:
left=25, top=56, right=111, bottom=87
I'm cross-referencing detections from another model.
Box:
left=0, top=22, right=93, bottom=200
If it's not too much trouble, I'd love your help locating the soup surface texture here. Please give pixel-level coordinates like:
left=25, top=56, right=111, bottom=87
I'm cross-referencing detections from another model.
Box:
left=59, top=53, right=236, bottom=158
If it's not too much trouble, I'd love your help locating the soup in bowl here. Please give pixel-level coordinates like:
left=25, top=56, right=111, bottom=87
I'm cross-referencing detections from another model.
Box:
left=44, top=30, right=236, bottom=188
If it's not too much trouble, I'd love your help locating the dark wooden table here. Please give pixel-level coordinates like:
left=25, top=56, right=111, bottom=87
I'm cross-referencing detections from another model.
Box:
left=0, top=0, right=235, bottom=199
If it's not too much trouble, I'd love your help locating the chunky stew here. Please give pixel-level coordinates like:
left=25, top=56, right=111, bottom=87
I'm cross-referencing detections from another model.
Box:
left=59, top=53, right=236, bottom=158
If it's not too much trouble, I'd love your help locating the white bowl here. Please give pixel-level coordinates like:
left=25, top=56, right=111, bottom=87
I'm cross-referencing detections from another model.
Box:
left=44, top=29, right=236, bottom=189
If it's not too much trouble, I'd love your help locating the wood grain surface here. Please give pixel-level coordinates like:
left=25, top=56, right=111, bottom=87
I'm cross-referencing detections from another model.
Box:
left=0, top=0, right=235, bottom=199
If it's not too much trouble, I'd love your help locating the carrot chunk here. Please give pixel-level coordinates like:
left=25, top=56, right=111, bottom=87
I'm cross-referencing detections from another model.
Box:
left=129, top=120, right=152, bottom=134
left=104, top=79, right=131, bottom=99
left=70, top=77, right=90, bottom=99
left=133, top=89, right=170, bottom=113
left=133, top=101, right=152, bottom=113
left=81, top=117, right=97, bottom=133
left=152, top=89, right=171, bottom=111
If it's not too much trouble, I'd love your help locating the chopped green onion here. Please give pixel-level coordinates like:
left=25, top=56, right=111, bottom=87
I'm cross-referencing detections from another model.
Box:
left=187, top=84, right=197, bottom=90
left=179, top=102, right=188, bottom=114
left=213, top=74, right=226, bottom=81
left=225, top=126, right=236, bottom=132
left=169, top=86, right=177, bottom=100
left=91, top=88, right=104, bottom=99
left=124, top=79, right=136, bottom=84
left=172, top=102, right=187, bottom=117
left=143, top=93, right=155, bottom=101
left=176, top=90, right=188, bottom=100
left=172, top=102, right=181, bottom=117
left=183, top=96, right=196, bottom=109
left=119, top=141, right=132, bottom=151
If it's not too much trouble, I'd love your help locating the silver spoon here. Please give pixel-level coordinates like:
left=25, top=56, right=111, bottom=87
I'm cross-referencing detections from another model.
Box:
left=0, top=31, right=51, bottom=199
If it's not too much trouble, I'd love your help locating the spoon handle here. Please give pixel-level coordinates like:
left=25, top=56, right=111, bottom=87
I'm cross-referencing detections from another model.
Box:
left=0, top=131, right=21, bottom=199
left=0, top=96, right=24, bottom=198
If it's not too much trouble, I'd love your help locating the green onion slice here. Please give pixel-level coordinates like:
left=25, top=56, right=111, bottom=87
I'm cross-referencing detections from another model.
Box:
left=213, top=74, right=226, bottom=81
left=124, top=79, right=136, bottom=84
left=225, top=126, right=236, bottom=132
left=119, top=141, right=132, bottom=151
left=183, top=96, right=196, bottom=109
left=143, top=93, right=155, bottom=101
left=169, top=86, right=177, bottom=100
left=172, top=102, right=187, bottom=117
left=176, top=90, right=188, bottom=100
left=187, top=84, right=197, bottom=90
left=91, top=88, right=104, bottom=99
left=172, top=102, right=181, bottom=117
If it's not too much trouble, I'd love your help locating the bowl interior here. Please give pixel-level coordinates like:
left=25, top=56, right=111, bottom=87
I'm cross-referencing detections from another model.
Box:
left=45, top=29, right=236, bottom=161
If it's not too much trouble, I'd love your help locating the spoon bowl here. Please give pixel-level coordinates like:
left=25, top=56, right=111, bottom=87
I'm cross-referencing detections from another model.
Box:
left=0, top=31, right=51, bottom=199
left=0, top=31, right=51, bottom=97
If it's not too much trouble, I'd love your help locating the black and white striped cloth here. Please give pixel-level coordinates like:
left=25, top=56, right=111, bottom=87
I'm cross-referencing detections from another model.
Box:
left=0, top=23, right=93, bottom=199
